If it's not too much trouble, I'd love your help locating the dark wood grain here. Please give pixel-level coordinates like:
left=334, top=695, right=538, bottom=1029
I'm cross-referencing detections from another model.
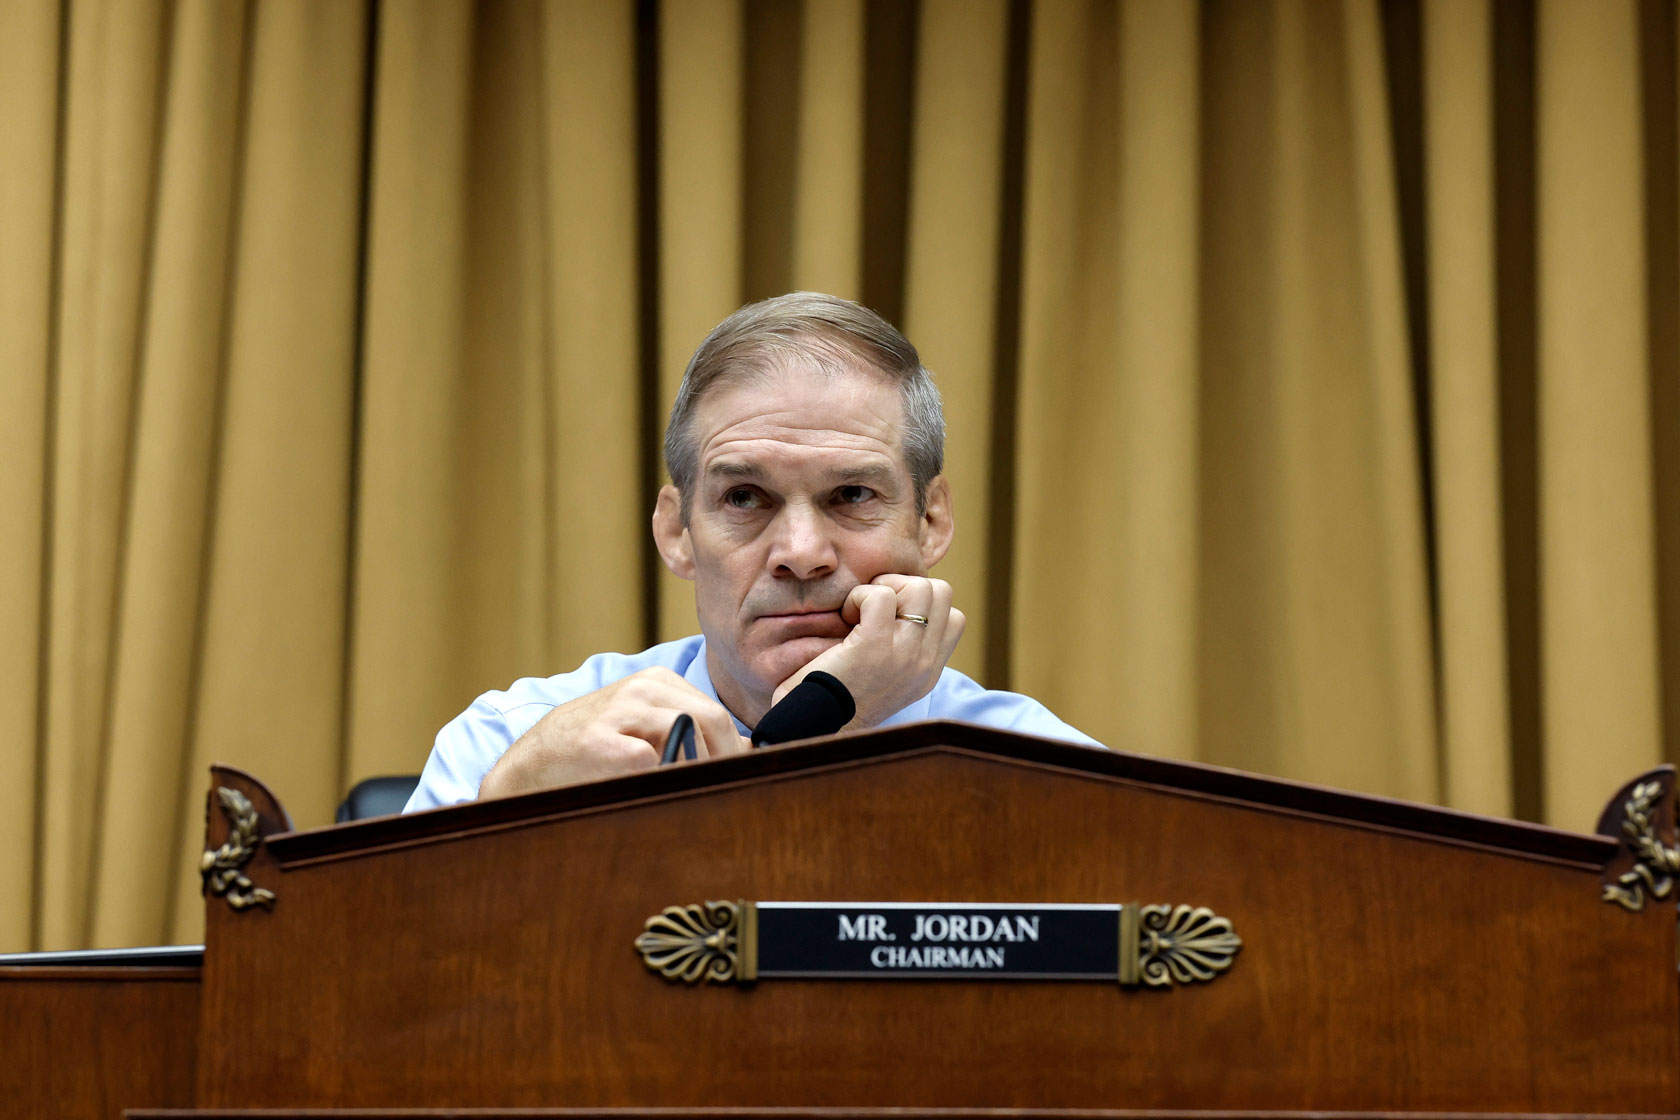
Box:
left=191, top=728, right=1678, bottom=1113
left=121, top=1111, right=1680, bottom=1119
left=1, top=964, right=199, bottom=1118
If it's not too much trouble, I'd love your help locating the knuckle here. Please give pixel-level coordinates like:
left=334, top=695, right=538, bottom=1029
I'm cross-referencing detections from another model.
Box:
left=611, top=675, right=649, bottom=700
left=621, top=669, right=674, bottom=702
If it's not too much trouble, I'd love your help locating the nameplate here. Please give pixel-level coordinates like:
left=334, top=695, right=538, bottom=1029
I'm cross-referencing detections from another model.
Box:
left=634, top=900, right=1241, bottom=989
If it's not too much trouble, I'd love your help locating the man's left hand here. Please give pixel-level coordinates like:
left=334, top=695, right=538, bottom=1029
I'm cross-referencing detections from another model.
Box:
left=770, top=573, right=965, bottom=729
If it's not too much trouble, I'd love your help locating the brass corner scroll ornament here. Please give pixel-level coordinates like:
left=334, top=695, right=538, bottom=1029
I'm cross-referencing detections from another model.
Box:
left=635, top=900, right=1237, bottom=987
left=200, top=787, right=276, bottom=911
left=635, top=900, right=756, bottom=984
left=1604, top=779, right=1680, bottom=912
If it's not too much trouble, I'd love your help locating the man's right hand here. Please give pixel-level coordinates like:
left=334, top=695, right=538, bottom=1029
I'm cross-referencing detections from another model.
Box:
left=768, top=574, right=965, bottom=731
left=476, top=668, right=750, bottom=799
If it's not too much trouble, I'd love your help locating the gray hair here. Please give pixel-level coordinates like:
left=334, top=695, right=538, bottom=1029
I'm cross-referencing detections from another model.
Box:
left=663, top=292, right=945, bottom=519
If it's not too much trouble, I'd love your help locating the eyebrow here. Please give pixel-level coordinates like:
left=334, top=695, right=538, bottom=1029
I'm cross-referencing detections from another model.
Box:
left=706, top=461, right=765, bottom=481
left=704, top=461, right=899, bottom=489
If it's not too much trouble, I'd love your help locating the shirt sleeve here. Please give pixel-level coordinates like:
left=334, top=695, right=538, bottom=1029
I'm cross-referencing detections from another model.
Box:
left=404, top=695, right=536, bottom=812
left=925, top=669, right=1104, bottom=748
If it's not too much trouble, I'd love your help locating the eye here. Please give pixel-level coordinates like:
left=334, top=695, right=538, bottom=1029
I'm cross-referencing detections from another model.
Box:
left=724, top=487, right=763, bottom=510
left=835, top=485, right=876, bottom=505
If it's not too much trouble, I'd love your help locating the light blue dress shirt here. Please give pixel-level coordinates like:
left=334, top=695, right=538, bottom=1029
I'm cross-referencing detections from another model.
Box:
left=405, top=634, right=1100, bottom=811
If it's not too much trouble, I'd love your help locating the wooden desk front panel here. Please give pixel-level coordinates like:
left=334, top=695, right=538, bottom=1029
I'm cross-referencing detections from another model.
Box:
left=3, top=965, right=198, bottom=1119
left=196, top=749, right=1678, bottom=1111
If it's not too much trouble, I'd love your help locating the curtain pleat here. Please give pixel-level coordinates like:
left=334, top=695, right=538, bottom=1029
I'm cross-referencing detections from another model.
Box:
left=4, top=0, right=1677, bottom=949
left=1423, top=0, right=1511, bottom=819
left=792, top=0, right=865, bottom=296
left=0, top=0, right=64, bottom=951
left=1343, top=0, right=1437, bottom=805
left=1535, top=0, right=1663, bottom=832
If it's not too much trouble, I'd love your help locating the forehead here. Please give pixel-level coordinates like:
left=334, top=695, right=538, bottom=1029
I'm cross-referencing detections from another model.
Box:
left=692, top=362, right=908, bottom=472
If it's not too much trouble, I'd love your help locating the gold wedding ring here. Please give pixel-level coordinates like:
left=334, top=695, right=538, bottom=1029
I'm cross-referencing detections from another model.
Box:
left=897, top=613, right=930, bottom=626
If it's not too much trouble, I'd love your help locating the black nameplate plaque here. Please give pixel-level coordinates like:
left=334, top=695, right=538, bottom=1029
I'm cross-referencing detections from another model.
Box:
left=634, top=899, right=1241, bottom=989
left=757, top=902, right=1114, bottom=978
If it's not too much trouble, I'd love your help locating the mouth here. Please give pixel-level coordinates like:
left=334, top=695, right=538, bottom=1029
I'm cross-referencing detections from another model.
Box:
left=755, top=608, right=848, bottom=637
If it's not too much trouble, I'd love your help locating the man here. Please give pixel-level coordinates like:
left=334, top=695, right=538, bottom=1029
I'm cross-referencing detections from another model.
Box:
left=405, top=292, right=1097, bottom=812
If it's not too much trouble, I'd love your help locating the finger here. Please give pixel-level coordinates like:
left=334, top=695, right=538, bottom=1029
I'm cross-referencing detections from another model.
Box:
left=688, top=699, right=749, bottom=759
left=620, top=688, right=745, bottom=761
left=840, top=582, right=870, bottom=627
left=887, top=577, right=936, bottom=629
left=840, top=582, right=893, bottom=631
left=927, top=578, right=954, bottom=616
left=608, top=734, right=662, bottom=773
left=616, top=704, right=703, bottom=751
left=940, top=606, right=967, bottom=661
left=850, top=583, right=900, bottom=638
left=919, top=578, right=955, bottom=643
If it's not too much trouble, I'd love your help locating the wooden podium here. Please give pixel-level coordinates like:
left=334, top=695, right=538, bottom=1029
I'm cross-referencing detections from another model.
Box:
left=9, top=720, right=1680, bottom=1117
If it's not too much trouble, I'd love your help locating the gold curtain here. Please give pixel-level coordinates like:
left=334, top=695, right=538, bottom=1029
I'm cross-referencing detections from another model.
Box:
left=1, top=0, right=1676, bottom=951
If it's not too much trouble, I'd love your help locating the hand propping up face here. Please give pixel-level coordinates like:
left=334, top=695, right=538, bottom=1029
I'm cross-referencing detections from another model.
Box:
left=770, top=573, right=965, bottom=730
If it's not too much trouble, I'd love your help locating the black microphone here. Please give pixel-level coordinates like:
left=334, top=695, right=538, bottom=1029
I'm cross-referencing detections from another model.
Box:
left=751, top=671, right=855, bottom=747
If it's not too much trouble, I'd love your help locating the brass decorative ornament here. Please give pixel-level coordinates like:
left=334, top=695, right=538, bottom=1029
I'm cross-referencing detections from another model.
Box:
left=1603, top=779, right=1680, bottom=912
left=635, top=900, right=753, bottom=984
left=1134, top=904, right=1243, bottom=987
left=200, top=787, right=276, bottom=911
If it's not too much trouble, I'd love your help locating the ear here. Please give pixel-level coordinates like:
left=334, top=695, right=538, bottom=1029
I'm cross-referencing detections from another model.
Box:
left=917, top=475, right=955, bottom=570
left=652, top=485, right=695, bottom=579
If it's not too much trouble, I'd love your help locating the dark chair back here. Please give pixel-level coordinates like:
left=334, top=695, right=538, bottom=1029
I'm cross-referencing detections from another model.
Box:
left=335, top=775, right=421, bottom=822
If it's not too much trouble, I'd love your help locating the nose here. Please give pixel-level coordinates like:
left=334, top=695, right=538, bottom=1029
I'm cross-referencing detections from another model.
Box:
left=767, top=501, right=837, bottom=582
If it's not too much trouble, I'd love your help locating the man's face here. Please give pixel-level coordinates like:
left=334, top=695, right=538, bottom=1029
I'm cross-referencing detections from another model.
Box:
left=653, top=361, right=952, bottom=724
